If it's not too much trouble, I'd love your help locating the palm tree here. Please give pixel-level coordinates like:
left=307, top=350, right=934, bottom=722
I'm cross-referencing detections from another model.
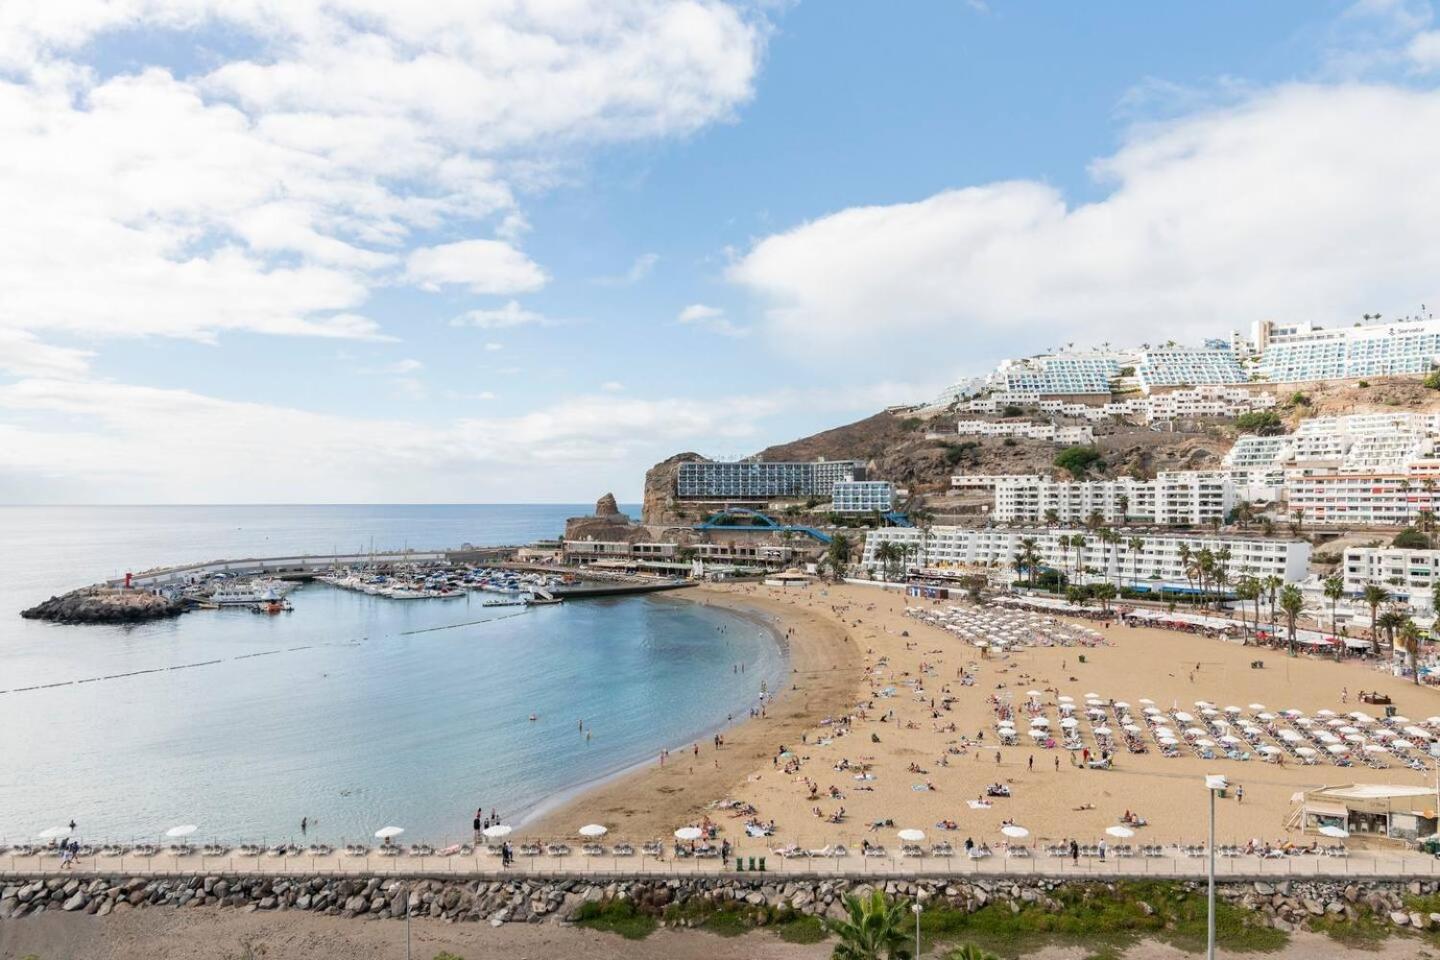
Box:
left=1070, top=534, right=1087, bottom=586
left=1057, top=535, right=1072, bottom=586
left=951, top=946, right=1002, bottom=960
left=1322, top=575, right=1345, bottom=660
left=1093, top=582, right=1117, bottom=613
left=1279, top=584, right=1304, bottom=657
left=1363, top=584, right=1391, bottom=656
left=1116, top=493, right=1130, bottom=522
left=1235, top=576, right=1260, bottom=637
left=1043, top=508, right=1059, bottom=528
left=1398, top=619, right=1424, bottom=685
left=1262, top=575, right=1284, bottom=637
left=1178, top=544, right=1193, bottom=600
left=1378, top=608, right=1408, bottom=659
left=1291, top=508, right=1305, bottom=535
left=1015, top=537, right=1041, bottom=589
left=1127, top=536, right=1144, bottom=594
left=1086, top=509, right=1105, bottom=532
left=827, top=890, right=913, bottom=960
left=826, top=534, right=853, bottom=580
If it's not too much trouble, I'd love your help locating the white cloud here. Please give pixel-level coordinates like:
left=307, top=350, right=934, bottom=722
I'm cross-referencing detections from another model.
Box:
left=1409, top=30, right=1440, bottom=70
left=729, top=83, right=1440, bottom=373
left=0, top=377, right=778, bottom=502
left=677, top=302, right=748, bottom=337
left=451, top=300, right=554, bottom=329
left=404, top=240, right=548, bottom=295
left=596, top=252, right=660, bottom=286
left=601, top=380, right=626, bottom=392
left=0, top=330, right=94, bottom=378
left=0, top=1, right=763, bottom=355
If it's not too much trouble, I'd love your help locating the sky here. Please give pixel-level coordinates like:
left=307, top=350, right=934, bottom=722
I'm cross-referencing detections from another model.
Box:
left=5, top=0, right=1440, bottom=503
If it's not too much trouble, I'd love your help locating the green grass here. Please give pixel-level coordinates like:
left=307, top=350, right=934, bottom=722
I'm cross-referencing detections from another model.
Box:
left=916, top=882, right=1286, bottom=958
left=1308, top=913, right=1392, bottom=949
left=572, top=899, right=658, bottom=940
left=660, top=897, right=831, bottom=943
left=776, top=914, right=828, bottom=944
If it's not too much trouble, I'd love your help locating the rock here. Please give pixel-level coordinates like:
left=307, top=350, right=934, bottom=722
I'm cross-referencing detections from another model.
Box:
left=258, top=897, right=277, bottom=910
left=61, top=891, right=87, bottom=912
left=1137, top=901, right=1155, bottom=917
left=96, top=898, right=114, bottom=917
left=1391, top=911, right=1411, bottom=926
left=1303, top=899, right=1324, bottom=916
left=1412, top=912, right=1429, bottom=930
left=21, top=587, right=184, bottom=624
left=1253, top=882, right=1275, bottom=896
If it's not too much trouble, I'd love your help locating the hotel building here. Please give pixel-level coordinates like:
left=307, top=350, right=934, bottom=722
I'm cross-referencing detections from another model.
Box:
left=1257, top=317, right=1440, bottom=383
left=991, top=472, right=1235, bottom=527
left=1342, top=546, right=1440, bottom=612
left=676, top=459, right=866, bottom=499
left=861, top=526, right=1310, bottom=589
left=830, top=480, right=896, bottom=514
left=955, top=420, right=1095, bottom=444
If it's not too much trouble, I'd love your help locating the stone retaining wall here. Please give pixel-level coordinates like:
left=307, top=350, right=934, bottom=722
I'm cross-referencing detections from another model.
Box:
left=5, top=875, right=1440, bottom=933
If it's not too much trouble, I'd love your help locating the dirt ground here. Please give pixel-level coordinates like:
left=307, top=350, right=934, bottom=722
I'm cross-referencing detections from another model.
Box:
left=3, top=909, right=1438, bottom=960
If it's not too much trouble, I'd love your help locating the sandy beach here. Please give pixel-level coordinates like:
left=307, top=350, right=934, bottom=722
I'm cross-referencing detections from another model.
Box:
left=535, top=580, right=1440, bottom=855
left=529, top=586, right=862, bottom=839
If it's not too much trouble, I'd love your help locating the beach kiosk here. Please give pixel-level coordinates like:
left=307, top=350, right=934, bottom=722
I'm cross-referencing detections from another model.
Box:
left=1294, top=784, right=1439, bottom=841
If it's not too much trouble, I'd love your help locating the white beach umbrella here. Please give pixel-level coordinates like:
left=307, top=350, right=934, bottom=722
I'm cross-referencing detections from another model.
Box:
left=165, top=825, right=198, bottom=838
left=374, top=826, right=405, bottom=839
left=1123, top=724, right=1142, bottom=733
left=1030, top=716, right=1049, bottom=726
left=1195, top=739, right=1216, bottom=748
left=1338, top=725, right=1361, bottom=735
left=1258, top=745, right=1281, bottom=755
left=1143, top=707, right=1160, bottom=716
left=674, top=827, right=703, bottom=841
left=37, top=826, right=71, bottom=840
left=1295, top=747, right=1317, bottom=757
left=1174, top=712, right=1194, bottom=723
left=579, top=824, right=608, bottom=837
left=1316, top=709, right=1336, bottom=718
left=1060, top=717, right=1080, bottom=728
left=1326, top=719, right=1345, bottom=728
left=1283, top=709, right=1303, bottom=718
left=1363, top=743, right=1388, bottom=754
left=1028, top=728, right=1048, bottom=739
left=1393, top=739, right=1416, bottom=750
left=1194, top=700, right=1212, bottom=709
left=1318, top=733, right=1340, bottom=744
left=1027, top=690, right=1042, bottom=698
left=1219, top=735, right=1241, bottom=745
left=1058, top=695, right=1075, bottom=703
left=1084, top=692, right=1099, bottom=699
left=1185, top=727, right=1207, bottom=737
left=1106, top=826, right=1135, bottom=838
left=1318, top=825, right=1350, bottom=839
left=1138, top=698, right=1155, bottom=706
left=1257, top=712, right=1275, bottom=722
left=1248, top=703, right=1265, bottom=711
left=1279, top=730, right=1302, bottom=742
left=897, top=829, right=926, bottom=842
left=1389, top=716, right=1411, bottom=725
left=1327, top=744, right=1350, bottom=755
left=1224, top=706, right=1241, bottom=715
left=1094, top=726, right=1113, bottom=736
left=482, top=824, right=513, bottom=838
left=1114, top=701, right=1130, bottom=710
left=1000, top=825, right=1029, bottom=839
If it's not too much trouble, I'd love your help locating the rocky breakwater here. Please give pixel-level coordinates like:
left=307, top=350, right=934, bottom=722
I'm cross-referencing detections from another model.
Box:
left=20, top=587, right=184, bottom=624
left=4, top=874, right=1440, bottom=936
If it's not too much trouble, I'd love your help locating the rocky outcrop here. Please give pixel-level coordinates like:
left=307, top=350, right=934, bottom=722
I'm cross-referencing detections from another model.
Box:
left=0, top=874, right=1431, bottom=933
left=20, top=588, right=183, bottom=625
left=641, top=452, right=705, bottom=525
left=595, top=493, right=622, bottom=517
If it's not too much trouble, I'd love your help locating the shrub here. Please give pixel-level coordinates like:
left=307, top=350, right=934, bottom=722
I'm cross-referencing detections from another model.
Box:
left=1358, top=380, right=1370, bottom=388
left=1055, top=446, right=1103, bottom=478
left=1393, top=527, right=1431, bottom=549
left=1234, top=410, right=1283, bottom=434
left=1424, top=370, right=1440, bottom=390
left=1002, top=437, right=1017, bottom=447
left=574, top=899, right=658, bottom=940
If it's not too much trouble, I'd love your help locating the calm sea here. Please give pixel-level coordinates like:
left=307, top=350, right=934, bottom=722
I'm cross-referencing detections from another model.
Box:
left=0, top=506, right=786, bottom=844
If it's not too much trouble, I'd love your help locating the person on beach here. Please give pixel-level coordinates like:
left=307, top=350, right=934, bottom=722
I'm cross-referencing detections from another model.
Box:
left=1070, top=838, right=1079, bottom=864
left=301, top=817, right=307, bottom=835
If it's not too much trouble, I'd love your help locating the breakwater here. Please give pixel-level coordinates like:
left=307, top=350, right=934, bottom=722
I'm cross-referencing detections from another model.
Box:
left=3, top=874, right=1439, bottom=934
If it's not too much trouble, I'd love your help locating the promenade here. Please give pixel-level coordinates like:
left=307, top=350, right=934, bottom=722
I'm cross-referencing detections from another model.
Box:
left=4, top=846, right=1436, bottom=881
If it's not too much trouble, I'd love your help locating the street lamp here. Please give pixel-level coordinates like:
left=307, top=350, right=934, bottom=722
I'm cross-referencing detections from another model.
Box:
left=1204, top=774, right=1228, bottom=960
left=911, top=901, right=923, bottom=959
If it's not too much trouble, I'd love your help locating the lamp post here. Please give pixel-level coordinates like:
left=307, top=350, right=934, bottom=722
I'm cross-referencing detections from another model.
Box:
left=911, top=901, right=923, bottom=958
left=1204, top=774, right=1228, bottom=960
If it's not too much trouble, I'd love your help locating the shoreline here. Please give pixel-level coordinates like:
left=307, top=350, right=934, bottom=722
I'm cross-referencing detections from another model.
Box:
left=528, top=582, right=861, bottom=839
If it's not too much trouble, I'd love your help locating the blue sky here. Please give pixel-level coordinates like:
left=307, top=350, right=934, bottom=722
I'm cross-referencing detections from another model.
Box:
left=4, top=0, right=1440, bottom=503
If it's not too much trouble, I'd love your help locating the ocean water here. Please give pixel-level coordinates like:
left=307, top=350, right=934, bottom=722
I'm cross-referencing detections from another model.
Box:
left=0, top=506, right=786, bottom=844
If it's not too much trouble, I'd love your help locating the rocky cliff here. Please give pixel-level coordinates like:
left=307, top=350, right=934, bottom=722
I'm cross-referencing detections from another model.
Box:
left=21, top=589, right=183, bottom=624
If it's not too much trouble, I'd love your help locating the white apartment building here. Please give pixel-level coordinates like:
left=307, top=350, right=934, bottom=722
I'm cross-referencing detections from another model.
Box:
left=1133, top=347, right=1247, bottom=391
left=861, top=526, right=1310, bottom=590
left=831, top=480, right=896, bottom=514
left=951, top=474, right=1039, bottom=492
left=1342, top=547, right=1440, bottom=612
left=991, top=472, right=1235, bottom=527
left=969, top=385, right=1274, bottom=425
left=1285, top=474, right=1440, bottom=527
left=955, top=420, right=1094, bottom=444
left=992, top=354, right=1123, bottom=395
left=1258, top=317, right=1440, bottom=382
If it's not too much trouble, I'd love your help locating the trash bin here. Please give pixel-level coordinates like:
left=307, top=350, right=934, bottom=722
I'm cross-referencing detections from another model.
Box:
left=747, top=856, right=756, bottom=871
left=736, top=858, right=744, bottom=872
left=1386, top=705, right=1398, bottom=718
left=758, top=856, right=767, bottom=872
left=1078, top=654, right=1087, bottom=664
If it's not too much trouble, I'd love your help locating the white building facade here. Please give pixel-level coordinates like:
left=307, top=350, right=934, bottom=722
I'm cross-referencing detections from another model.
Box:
left=991, top=472, right=1235, bottom=527
left=861, top=527, right=1310, bottom=589
left=955, top=420, right=1094, bottom=444
left=831, top=480, right=896, bottom=514
left=1258, top=317, right=1440, bottom=383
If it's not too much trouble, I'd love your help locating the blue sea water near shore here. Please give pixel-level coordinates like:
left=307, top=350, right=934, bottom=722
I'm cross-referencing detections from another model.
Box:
left=0, top=505, right=786, bottom=844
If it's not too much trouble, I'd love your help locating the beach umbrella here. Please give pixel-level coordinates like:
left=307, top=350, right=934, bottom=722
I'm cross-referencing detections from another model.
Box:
left=1195, top=738, right=1215, bottom=748
left=1058, top=695, right=1074, bottom=703
left=1257, top=712, right=1275, bottom=722
left=1000, top=825, right=1029, bottom=839
left=1123, top=724, right=1142, bottom=733
left=1318, top=825, right=1349, bottom=839
left=1194, top=700, right=1212, bottom=709
left=1279, top=730, right=1302, bottom=742
left=1138, top=698, right=1155, bottom=706
left=1185, top=727, right=1206, bottom=737
left=1338, top=725, right=1361, bottom=735
left=1114, top=701, right=1130, bottom=710
left=1060, top=717, right=1079, bottom=728
left=1248, top=703, right=1265, bottom=711
left=1283, top=709, right=1303, bottom=718
left=1059, top=703, right=1076, bottom=713
left=897, top=829, right=926, bottom=842
left=1295, top=747, right=1317, bottom=757
left=1425, top=716, right=1440, bottom=726
left=1030, top=716, right=1049, bottom=726
left=1318, top=733, right=1340, bottom=744
left=1258, top=745, right=1281, bottom=755
left=1106, top=826, right=1135, bottom=838
left=1087, top=708, right=1106, bottom=718
left=1086, top=699, right=1104, bottom=707
left=482, top=824, right=513, bottom=838
left=1295, top=718, right=1314, bottom=727
left=375, top=826, right=405, bottom=840
left=1316, top=709, right=1336, bottom=718
left=1393, top=739, right=1416, bottom=750
left=1027, top=690, right=1042, bottom=698
left=37, top=826, right=71, bottom=840
left=1143, top=707, right=1160, bottom=716
left=165, top=825, right=197, bottom=838
left=1094, top=726, right=1113, bottom=736
left=674, top=827, right=703, bottom=841
left=1219, top=735, right=1241, bottom=745
left=1327, top=744, right=1350, bottom=755
left=1326, top=719, right=1345, bottom=728
left=1028, top=728, right=1048, bottom=739
left=1174, top=712, right=1194, bottom=723
left=1224, top=706, right=1241, bottom=715
left=1084, top=692, right=1099, bottom=699
left=578, top=824, right=608, bottom=838
left=1389, top=716, right=1411, bottom=726
left=1344, top=734, right=1366, bottom=744
left=1363, top=743, right=1388, bottom=754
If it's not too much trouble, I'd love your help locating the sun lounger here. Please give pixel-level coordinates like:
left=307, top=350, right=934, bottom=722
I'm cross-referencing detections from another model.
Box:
left=582, top=843, right=606, bottom=856
left=613, top=843, right=636, bottom=856
left=344, top=844, right=369, bottom=856
left=641, top=841, right=663, bottom=857
left=520, top=843, right=542, bottom=857
left=546, top=844, right=571, bottom=857
left=863, top=845, right=887, bottom=857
